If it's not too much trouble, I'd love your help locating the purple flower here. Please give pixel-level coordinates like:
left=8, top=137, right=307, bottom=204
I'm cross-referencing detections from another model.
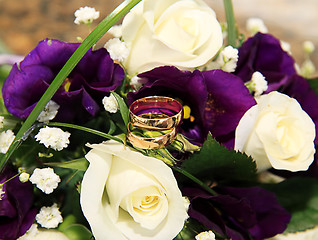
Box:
left=235, top=33, right=318, bottom=144
left=128, top=66, right=256, bottom=147
left=2, top=39, right=125, bottom=122
left=183, top=186, right=291, bottom=240
left=0, top=167, right=37, bottom=240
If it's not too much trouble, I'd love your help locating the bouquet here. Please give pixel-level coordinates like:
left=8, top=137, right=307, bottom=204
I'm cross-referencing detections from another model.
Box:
left=0, top=0, right=318, bottom=239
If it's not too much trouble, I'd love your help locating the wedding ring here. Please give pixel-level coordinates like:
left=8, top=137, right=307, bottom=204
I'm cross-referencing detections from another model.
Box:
left=129, top=96, right=183, bottom=130
left=127, top=123, right=177, bottom=149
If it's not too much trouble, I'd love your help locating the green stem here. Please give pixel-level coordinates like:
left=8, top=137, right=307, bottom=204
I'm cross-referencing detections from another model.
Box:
left=223, top=0, right=237, bottom=47
left=47, top=122, right=124, bottom=143
left=172, top=166, right=218, bottom=196
left=0, top=0, right=142, bottom=173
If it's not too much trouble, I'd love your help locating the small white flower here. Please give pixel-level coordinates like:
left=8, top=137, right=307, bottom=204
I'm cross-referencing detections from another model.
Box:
left=280, top=41, right=292, bottom=55
left=0, top=185, right=4, bottom=200
left=303, top=40, right=315, bottom=54
left=130, top=75, right=145, bottom=90
left=300, top=59, right=316, bottom=78
left=102, top=93, right=119, bottom=113
left=35, top=127, right=70, bottom=151
left=74, top=6, right=100, bottom=25
left=36, top=203, right=63, bottom=229
left=195, top=230, right=216, bottom=240
left=104, top=38, right=129, bottom=62
left=37, top=100, right=60, bottom=123
left=246, top=17, right=268, bottom=35
left=19, top=172, right=30, bottom=183
left=0, top=116, right=4, bottom=129
left=108, top=25, right=122, bottom=38
left=207, top=46, right=238, bottom=72
left=0, top=130, right=15, bottom=154
left=245, top=71, right=268, bottom=96
left=18, top=224, right=39, bottom=240
left=29, top=167, right=61, bottom=194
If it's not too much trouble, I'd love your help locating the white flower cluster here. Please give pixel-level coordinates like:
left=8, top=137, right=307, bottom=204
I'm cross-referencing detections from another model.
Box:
left=35, top=127, right=70, bottom=151
left=246, top=17, right=268, bottom=35
left=195, top=230, right=216, bottom=240
left=29, top=167, right=61, bottom=194
left=0, top=116, right=4, bottom=129
left=37, top=100, right=60, bottom=123
left=102, top=93, right=119, bottom=113
left=207, top=46, right=239, bottom=72
left=36, top=203, right=63, bottom=229
left=0, top=130, right=15, bottom=154
left=104, top=38, right=130, bottom=62
left=74, top=6, right=100, bottom=25
left=245, top=71, right=268, bottom=96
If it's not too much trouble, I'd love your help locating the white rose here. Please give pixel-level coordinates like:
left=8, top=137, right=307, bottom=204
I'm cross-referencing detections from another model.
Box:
left=121, top=0, right=223, bottom=75
left=80, top=141, right=188, bottom=240
left=235, top=91, right=316, bottom=172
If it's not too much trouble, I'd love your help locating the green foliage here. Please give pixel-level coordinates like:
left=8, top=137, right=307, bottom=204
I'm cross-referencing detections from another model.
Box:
left=264, top=177, right=318, bottom=233
left=61, top=224, right=93, bottom=240
left=181, top=134, right=257, bottom=183
left=308, top=77, right=318, bottom=96
left=111, top=91, right=129, bottom=129
left=45, top=158, right=88, bottom=171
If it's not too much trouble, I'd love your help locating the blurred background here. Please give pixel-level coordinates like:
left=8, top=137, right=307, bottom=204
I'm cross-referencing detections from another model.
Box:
left=0, top=0, right=317, bottom=73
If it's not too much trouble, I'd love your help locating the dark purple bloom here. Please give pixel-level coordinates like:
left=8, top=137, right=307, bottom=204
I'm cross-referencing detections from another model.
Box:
left=2, top=39, right=125, bottom=122
left=128, top=66, right=256, bottom=148
left=183, top=186, right=291, bottom=240
left=0, top=168, right=37, bottom=240
left=235, top=33, right=318, bottom=144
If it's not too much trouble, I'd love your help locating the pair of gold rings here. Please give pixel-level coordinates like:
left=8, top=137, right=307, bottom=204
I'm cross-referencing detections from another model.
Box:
left=127, top=96, right=183, bottom=149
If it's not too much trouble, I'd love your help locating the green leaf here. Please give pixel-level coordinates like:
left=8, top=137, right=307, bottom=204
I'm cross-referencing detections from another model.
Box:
left=181, top=134, right=257, bottom=182
left=223, top=0, right=238, bottom=47
left=264, top=177, right=318, bottom=233
left=61, top=224, right=92, bottom=240
left=308, top=77, right=318, bottom=96
left=111, top=91, right=129, bottom=128
left=45, top=158, right=88, bottom=171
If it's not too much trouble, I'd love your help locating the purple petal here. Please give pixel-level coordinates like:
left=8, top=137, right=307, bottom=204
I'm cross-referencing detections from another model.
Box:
left=2, top=39, right=124, bottom=122
left=202, top=70, right=256, bottom=147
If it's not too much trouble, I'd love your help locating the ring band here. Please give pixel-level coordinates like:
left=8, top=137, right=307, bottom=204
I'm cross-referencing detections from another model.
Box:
left=129, top=96, right=183, bottom=130
left=127, top=123, right=177, bottom=149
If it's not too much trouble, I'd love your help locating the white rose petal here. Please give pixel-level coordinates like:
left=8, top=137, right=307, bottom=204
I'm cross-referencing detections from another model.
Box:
left=195, top=230, right=216, bottom=240
left=0, top=116, right=4, bottom=129
left=29, top=167, right=61, bottom=194
left=80, top=141, right=188, bottom=240
left=102, top=94, right=119, bottom=113
left=121, top=0, right=223, bottom=75
left=36, top=203, right=63, bottom=229
left=18, top=224, right=39, bottom=240
left=269, top=225, right=318, bottom=240
left=235, top=91, right=316, bottom=172
left=35, top=127, right=70, bottom=151
left=74, top=6, right=100, bottom=25
left=0, top=130, right=15, bottom=154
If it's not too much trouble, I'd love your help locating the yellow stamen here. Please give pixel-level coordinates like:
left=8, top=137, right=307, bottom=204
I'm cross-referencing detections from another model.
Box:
left=183, top=105, right=191, bottom=119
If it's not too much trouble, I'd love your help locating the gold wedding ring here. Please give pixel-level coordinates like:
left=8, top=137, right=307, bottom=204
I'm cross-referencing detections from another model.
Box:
left=127, top=123, right=177, bottom=149
left=127, top=96, right=183, bottom=149
left=129, top=96, right=183, bottom=130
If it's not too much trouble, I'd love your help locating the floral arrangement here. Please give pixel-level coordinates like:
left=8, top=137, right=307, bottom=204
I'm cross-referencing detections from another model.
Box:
left=0, top=0, right=318, bottom=240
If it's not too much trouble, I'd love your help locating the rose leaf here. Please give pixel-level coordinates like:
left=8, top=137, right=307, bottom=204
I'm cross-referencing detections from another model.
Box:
left=263, top=177, right=318, bottom=233
left=181, top=134, right=257, bottom=182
